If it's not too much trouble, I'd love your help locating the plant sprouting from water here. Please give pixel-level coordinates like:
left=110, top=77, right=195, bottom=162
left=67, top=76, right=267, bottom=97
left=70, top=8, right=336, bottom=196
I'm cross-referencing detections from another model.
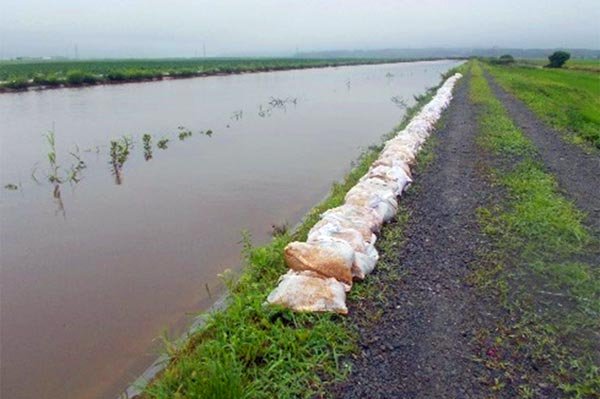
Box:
left=391, top=95, right=408, bottom=109
left=109, top=135, right=133, bottom=185
left=142, top=133, right=153, bottom=160
left=231, top=110, right=243, bottom=121
left=4, top=183, right=19, bottom=191
left=157, top=137, right=170, bottom=149
left=43, top=131, right=87, bottom=185
left=205, top=129, right=213, bottom=137
left=177, top=126, right=193, bottom=141
left=45, top=131, right=61, bottom=184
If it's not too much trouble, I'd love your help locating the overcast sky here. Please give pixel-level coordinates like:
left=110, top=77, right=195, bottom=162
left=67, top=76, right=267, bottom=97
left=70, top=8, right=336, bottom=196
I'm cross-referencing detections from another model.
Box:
left=1, top=0, right=598, bottom=58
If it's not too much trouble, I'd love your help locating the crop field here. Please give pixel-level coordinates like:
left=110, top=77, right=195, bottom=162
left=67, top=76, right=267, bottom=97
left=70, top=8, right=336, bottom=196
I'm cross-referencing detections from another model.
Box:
left=486, top=62, right=600, bottom=149
left=0, top=57, right=420, bottom=90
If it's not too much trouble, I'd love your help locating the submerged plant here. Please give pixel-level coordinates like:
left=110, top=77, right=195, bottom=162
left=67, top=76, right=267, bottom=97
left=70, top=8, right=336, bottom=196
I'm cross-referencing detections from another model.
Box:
left=157, top=137, right=170, bottom=149
left=177, top=126, right=193, bottom=141
left=45, top=131, right=62, bottom=184
left=109, top=135, right=133, bottom=185
left=231, top=110, right=243, bottom=121
left=142, top=133, right=153, bottom=160
left=391, top=95, right=408, bottom=109
left=67, top=147, right=87, bottom=183
left=270, top=222, right=289, bottom=237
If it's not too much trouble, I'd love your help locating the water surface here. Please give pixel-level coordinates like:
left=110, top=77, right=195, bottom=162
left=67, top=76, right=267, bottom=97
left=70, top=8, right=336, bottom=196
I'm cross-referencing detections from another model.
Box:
left=0, top=60, right=461, bottom=398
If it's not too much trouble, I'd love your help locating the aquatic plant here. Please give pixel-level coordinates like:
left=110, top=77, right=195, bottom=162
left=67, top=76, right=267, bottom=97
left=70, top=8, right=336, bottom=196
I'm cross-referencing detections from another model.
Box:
left=177, top=126, right=193, bottom=141
left=4, top=183, right=18, bottom=191
left=391, top=95, right=408, bottom=109
left=45, top=132, right=62, bottom=184
left=205, top=130, right=214, bottom=137
left=258, top=105, right=271, bottom=118
left=67, top=147, right=87, bottom=183
left=109, top=135, right=133, bottom=184
left=157, top=137, right=170, bottom=149
left=270, top=222, right=289, bottom=237
left=231, top=110, right=243, bottom=121
left=143, top=134, right=153, bottom=160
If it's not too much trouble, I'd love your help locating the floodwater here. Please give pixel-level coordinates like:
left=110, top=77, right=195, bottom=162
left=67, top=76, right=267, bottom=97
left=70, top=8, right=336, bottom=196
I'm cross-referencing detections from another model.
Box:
left=0, top=60, right=461, bottom=398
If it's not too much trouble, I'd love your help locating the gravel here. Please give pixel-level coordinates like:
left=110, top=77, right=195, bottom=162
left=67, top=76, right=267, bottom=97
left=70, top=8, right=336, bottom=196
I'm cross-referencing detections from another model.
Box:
left=329, top=75, right=498, bottom=398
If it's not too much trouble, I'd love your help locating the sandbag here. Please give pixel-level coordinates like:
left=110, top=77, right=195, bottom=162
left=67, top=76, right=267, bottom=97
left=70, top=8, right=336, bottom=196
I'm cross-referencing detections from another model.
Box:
left=371, top=157, right=412, bottom=177
left=308, top=222, right=368, bottom=253
left=284, top=240, right=354, bottom=285
left=322, top=204, right=383, bottom=233
left=311, top=217, right=374, bottom=244
left=307, top=225, right=379, bottom=280
left=345, top=179, right=398, bottom=222
left=353, top=245, right=379, bottom=280
left=266, top=270, right=348, bottom=314
left=361, top=165, right=412, bottom=196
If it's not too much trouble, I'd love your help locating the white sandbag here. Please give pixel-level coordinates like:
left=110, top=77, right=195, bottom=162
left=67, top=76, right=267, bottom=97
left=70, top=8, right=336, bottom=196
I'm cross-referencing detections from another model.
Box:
left=353, top=244, right=379, bottom=280
left=361, top=165, right=412, bottom=196
left=308, top=222, right=368, bottom=253
left=322, top=204, right=383, bottom=233
left=284, top=240, right=354, bottom=285
left=312, top=216, right=375, bottom=244
left=307, top=225, right=379, bottom=280
left=345, top=179, right=398, bottom=222
left=371, top=157, right=412, bottom=177
left=266, top=270, right=348, bottom=314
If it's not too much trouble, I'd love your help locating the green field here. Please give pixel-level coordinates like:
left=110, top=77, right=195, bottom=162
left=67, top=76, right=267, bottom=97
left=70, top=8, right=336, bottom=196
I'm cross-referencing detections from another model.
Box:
left=485, top=62, right=600, bottom=149
left=0, top=57, right=426, bottom=90
left=516, top=58, right=600, bottom=72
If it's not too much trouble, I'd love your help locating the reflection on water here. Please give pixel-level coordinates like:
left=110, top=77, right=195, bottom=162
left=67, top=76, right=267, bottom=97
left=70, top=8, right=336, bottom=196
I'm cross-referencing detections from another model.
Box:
left=0, top=60, right=462, bottom=399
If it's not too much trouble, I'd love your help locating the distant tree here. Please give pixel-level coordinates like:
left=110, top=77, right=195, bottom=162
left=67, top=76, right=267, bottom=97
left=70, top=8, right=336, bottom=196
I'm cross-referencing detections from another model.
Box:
left=547, top=51, right=570, bottom=68
left=498, top=54, right=515, bottom=64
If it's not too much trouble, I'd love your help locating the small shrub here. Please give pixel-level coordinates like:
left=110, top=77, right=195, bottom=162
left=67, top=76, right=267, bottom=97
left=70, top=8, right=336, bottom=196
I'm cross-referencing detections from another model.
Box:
left=547, top=51, right=570, bottom=68
left=498, top=54, right=515, bottom=64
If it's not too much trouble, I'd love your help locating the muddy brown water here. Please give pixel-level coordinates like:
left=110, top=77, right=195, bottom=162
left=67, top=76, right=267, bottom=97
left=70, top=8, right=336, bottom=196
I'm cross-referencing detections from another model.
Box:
left=0, top=60, right=461, bottom=399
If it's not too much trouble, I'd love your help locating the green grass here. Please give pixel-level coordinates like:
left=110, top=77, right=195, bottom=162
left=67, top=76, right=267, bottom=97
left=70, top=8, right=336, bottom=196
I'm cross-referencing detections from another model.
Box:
left=484, top=62, right=600, bottom=149
left=0, top=57, right=436, bottom=90
left=139, top=67, right=463, bottom=398
left=469, top=61, right=599, bottom=398
left=518, top=58, right=600, bottom=72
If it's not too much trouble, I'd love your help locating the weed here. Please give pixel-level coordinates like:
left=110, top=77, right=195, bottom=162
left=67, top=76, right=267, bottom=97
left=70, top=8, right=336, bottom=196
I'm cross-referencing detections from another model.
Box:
left=177, top=126, right=193, bottom=141
left=157, top=138, right=169, bottom=150
left=143, top=134, right=153, bottom=160
left=109, top=136, right=132, bottom=184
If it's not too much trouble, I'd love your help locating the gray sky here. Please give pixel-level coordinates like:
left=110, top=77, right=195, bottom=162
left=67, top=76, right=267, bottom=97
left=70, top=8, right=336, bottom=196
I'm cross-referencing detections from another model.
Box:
left=1, top=0, right=598, bottom=58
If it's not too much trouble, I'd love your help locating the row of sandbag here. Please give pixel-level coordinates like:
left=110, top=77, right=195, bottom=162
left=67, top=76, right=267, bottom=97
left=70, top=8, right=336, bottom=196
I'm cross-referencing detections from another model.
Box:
left=266, top=73, right=463, bottom=314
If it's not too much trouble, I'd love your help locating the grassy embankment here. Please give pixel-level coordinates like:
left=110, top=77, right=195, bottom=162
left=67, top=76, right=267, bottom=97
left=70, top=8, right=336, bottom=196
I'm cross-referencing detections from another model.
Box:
left=484, top=61, right=600, bottom=150
left=0, top=57, right=438, bottom=91
left=469, top=61, right=599, bottom=398
left=138, top=67, right=464, bottom=398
